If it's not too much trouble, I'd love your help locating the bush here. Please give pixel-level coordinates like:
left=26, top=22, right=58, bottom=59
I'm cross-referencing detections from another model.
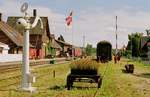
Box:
left=70, top=58, right=100, bottom=71
left=122, top=50, right=131, bottom=58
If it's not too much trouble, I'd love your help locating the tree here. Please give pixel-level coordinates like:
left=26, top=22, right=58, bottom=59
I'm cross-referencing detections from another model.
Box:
left=85, top=44, right=93, bottom=56
left=58, top=35, right=65, bottom=42
left=146, top=29, right=150, bottom=36
left=127, top=32, right=143, bottom=57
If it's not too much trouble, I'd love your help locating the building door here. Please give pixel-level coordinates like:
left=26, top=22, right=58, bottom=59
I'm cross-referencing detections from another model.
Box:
left=36, top=49, right=40, bottom=59
left=0, top=47, right=3, bottom=54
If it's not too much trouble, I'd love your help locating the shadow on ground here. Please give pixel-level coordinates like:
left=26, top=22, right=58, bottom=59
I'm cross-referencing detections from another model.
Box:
left=122, top=69, right=128, bottom=73
left=71, top=86, right=99, bottom=90
left=49, top=85, right=99, bottom=90
left=49, top=85, right=66, bottom=90
left=0, top=89, right=17, bottom=92
left=133, top=73, right=150, bottom=79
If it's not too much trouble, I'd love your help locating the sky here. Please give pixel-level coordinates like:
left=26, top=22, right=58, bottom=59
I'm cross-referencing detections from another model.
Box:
left=0, top=0, right=150, bottom=48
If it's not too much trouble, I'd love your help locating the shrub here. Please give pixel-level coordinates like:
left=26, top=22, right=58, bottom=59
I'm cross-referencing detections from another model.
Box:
left=70, top=58, right=100, bottom=71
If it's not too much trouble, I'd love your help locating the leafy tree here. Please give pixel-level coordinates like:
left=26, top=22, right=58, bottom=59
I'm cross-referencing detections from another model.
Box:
left=127, top=32, right=143, bottom=57
left=146, top=29, right=150, bottom=36
left=85, top=44, right=93, bottom=56
left=91, top=47, right=96, bottom=56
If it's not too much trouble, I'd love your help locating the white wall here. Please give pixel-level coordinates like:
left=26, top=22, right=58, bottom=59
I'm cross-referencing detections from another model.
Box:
left=2, top=49, right=8, bottom=54
left=0, top=54, right=22, bottom=62
left=0, top=43, right=9, bottom=54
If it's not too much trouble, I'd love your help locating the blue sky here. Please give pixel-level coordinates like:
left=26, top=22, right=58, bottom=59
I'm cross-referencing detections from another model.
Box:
left=0, top=0, right=150, bottom=48
left=27, top=0, right=150, bottom=12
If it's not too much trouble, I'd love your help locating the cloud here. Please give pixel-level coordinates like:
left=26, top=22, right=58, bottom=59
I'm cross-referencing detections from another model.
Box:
left=0, top=0, right=21, bottom=19
left=71, top=8, right=150, bottom=48
left=1, top=1, right=150, bottom=48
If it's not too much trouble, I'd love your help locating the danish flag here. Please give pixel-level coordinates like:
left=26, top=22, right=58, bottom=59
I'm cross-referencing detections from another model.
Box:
left=66, top=11, right=73, bottom=26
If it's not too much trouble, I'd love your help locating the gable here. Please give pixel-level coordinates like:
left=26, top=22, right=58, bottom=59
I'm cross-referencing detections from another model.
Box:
left=7, top=17, right=50, bottom=37
left=0, top=21, right=23, bottom=47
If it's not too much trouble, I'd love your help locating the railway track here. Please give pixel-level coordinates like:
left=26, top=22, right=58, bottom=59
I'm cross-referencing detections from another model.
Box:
left=0, top=58, right=70, bottom=89
left=0, top=58, right=68, bottom=73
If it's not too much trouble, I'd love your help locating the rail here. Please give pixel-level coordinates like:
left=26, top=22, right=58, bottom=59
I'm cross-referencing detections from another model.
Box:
left=0, top=58, right=67, bottom=73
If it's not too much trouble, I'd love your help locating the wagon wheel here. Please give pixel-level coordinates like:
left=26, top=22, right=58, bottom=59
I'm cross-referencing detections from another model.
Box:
left=130, top=69, right=134, bottom=73
left=130, top=66, right=134, bottom=73
left=70, top=81, right=73, bottom=87
left=67, top=76, right=71, bottom=90
left=98, top=77, right=102, bottom=88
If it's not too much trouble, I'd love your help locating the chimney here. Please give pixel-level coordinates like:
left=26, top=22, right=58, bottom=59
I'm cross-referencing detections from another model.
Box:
left=33, top=9, right=37, bottom=17
left=0, top=13, right=2, bottom=21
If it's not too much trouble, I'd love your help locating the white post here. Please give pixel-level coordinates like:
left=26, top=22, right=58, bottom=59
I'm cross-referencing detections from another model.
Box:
left=19, top=3, right=43, bottom=92
left=21, top=23, right=36, bottom=92
left=22, top=29, right=29, bottom=88
left=20, top=5, right=36, bottom=92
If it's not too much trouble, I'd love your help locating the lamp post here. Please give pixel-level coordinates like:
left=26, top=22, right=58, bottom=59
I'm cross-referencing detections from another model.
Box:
left=17, top=2, right=43, bottom=92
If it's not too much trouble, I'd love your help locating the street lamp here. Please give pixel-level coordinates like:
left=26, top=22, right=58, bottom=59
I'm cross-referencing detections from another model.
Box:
left=17, top=2, right=43, bottom=92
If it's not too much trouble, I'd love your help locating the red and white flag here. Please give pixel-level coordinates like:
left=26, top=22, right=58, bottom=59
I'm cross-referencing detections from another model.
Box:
left=66, top=11, right=73, bottom=26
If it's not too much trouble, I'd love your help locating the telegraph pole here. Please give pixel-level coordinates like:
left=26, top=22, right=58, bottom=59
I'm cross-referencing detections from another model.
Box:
left=114, top=16, right=118, bottom=64
left=131, top=33, right=133, bottom=59
left=115, top=16, right=118, bottom=56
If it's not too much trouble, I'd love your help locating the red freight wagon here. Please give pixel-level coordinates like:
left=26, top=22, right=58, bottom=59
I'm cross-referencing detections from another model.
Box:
left=29, top=48, right=44, bottom=59
left=74, top=47, right=82, bottom=57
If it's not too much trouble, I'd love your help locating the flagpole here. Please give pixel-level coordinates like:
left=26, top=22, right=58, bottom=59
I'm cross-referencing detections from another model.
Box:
left=66, top=11, right=74, bottom=60
left=71, top=15, right=74, bottom=60
left=70, top=11, right=74, bottom=60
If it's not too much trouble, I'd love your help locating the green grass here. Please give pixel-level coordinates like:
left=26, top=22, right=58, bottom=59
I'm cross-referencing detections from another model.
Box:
left=0, top=58, right=149, bottom=97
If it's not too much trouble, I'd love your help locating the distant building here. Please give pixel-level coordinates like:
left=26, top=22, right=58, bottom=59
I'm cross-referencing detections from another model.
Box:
left=55, top=40, right=82, bottom=57
left=140, top=36, right=150, bottom=59
left=6, top=9, right=59, bottom=59
left=56, top=39, right=72, bottom=57
left=0, top=10, right=79, bottom=58
left=47, top=34, right=62, bottom=57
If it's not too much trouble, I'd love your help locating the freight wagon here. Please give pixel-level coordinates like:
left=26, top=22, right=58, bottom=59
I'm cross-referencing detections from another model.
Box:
left=73, top=47, right=82, bottom=57
left=97, top=41, right=112, bottom=62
